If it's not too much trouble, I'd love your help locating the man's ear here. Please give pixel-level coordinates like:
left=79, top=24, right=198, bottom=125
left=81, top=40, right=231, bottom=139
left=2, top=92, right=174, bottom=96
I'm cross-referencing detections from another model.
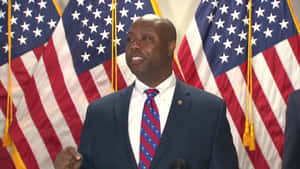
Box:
left=168, top=40, right=176, bottom=58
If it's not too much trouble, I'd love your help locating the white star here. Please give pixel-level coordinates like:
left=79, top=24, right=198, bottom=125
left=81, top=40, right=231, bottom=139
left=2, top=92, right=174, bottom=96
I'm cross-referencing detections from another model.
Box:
left=211, top=32, right=221, bottom=43
left=104, top=16, right=112, bottom=25
left=11, top=16, right=17, bottom=25
left=220, top=53, right=229, bottom=63
left=1, top=0, right=7, bottom=4
left=21, top=22, right=30, bottom=31
left=131, top=14, right=140, bottom=22
left=77, top=0, right=85, bottom=6
left=3, top=44, right=8, bottom=53
left=202, top=0, right=209, bottom=2
left=23, top=8, right=32, bottom=17
left=12, top=1, right=21, bottom=11
left=89, top=23, right=98, bottom=33
left=252, top=36, right=257, bottom=46
left=86, top=4, right=93, bottom=11
left=28, top=0, right=35, bottom=3
left=33, top=27, right=42, bottom=37
left=227, top=24, right=236, bottom=35
left=100, top=30, right=109, bottom=40
left=81, top=18, right=89, bottom=27
left=211, top=0, right=218, bottom=8
left=120, top=7, right=128, bottom=17
left=238, top=30, right=247, bottom=41
left=114, top=38, right=121, bottom=46
left=77, top=32, right=84, bottom=41
left=223, top=39, right=232, bottom=49
left=231, top=10, right=240, bottom=20
left=85, top=37, right=94, bottom=48
left=235, top=0, right=243, bottom=5
left=135, top=0, right=144, bottom=10
left=5, top=31, right=15, bottom=38
left=267, top=13, right=277, bottom=23
left=93, top=9, right=102, bottom=19
left=0, top=25, right=2, bottom=32
left=255, top=7, right=264, bottom=18
left=98, top=0, right=105, bottom=4
left=215, top=18, right=225, bottom=29
left=125, top=0, right=131, bottom=3
left=108, top=3, right=116, bottom=11
left=38, top=0, right=47, bottom=9
left=242, top=16, right=249, bottom=25
left=234, top=45, right=244, bottom=55
left=81, top=52, right=90, bottom=62
left=35, top=14, right=44, bottom=23
left=117, top=22, right=125, bottom=32
left=207, top=13, right=214, bottom=23
left=279, top=19, right=288, bottom=29
left=96, top=44, right=106, bottom=54
left=18, top=35, right=27, bottom=45
left=0, top=9, right=5, bottom=18
left=72, top=10, right=80, bottom=20
left=263, top=28, right=273, bottom=38
left=271, top=0, right=280, bottom=8
left=220, top=4, right=229, bottom=14
left=48, top=19, right=56, bottom=29
left=252, top=22, right=261, bottom=32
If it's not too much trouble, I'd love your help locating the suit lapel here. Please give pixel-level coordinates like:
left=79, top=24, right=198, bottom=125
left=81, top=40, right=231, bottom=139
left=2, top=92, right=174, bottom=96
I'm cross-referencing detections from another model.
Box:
left=114, top=84, right=139, bottom=169
left=151, top=80, right=192, bottom=169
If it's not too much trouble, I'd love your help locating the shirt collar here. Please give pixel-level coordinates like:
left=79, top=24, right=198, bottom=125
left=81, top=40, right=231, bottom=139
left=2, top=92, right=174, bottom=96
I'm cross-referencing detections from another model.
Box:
left=134, top=72, right=176, bottom=95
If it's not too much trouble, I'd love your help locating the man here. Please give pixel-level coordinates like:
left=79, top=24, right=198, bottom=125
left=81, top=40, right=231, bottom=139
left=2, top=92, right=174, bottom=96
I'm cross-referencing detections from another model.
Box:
left=55, top=14, right=238, bottom=169
left=282, top=89, right=300, bottom=169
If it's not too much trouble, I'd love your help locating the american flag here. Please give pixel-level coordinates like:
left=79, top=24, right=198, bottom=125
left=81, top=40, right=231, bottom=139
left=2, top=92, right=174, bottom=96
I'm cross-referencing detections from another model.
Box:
left=1, top=0, right=158, bottom=168
left=0, top=0, right=60, bottom=168
left=174, top=0, right=300, bottom=168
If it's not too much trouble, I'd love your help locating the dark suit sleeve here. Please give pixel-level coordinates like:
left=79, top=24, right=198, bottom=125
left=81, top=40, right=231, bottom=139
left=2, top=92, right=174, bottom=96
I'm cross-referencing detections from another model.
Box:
left=78, top=103, right=95, bottom=169
left=209, top=100, right=238, bottom=169
left=282, top=91, right=300, bottom=169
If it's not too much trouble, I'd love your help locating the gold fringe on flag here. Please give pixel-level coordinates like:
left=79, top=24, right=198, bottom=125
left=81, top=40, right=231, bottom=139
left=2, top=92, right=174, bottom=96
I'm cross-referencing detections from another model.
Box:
left=243, top=0, right=256, bottom=151
left=3, top=0, right=27, bottom=168
left=111, top=0, right=118, bottom=92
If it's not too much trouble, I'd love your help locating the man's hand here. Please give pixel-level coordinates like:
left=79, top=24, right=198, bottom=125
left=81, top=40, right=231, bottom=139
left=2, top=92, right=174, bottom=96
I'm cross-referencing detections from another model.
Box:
left=54, top=146, right=82, bottom=169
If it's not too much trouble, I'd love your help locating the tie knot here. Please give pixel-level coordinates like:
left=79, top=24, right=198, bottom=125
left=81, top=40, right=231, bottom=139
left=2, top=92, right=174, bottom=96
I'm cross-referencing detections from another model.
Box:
left=145, top=89, right=159, bottom=98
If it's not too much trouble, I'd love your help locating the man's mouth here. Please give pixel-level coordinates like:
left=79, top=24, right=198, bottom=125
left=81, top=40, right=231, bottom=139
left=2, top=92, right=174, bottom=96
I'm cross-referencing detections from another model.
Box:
left=131, top=56, right=144, bottom=65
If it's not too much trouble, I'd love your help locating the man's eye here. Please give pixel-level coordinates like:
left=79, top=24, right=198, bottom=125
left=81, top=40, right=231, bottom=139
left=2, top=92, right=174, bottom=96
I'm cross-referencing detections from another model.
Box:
left=142, top=35, right=152, bottom=41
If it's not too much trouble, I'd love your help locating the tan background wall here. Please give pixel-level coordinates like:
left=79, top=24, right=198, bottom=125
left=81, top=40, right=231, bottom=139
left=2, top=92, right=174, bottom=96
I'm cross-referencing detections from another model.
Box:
left=56, top=0, right=300, bottom=52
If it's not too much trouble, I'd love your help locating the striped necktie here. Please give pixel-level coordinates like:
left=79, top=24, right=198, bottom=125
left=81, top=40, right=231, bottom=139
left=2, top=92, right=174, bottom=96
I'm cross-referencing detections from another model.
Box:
left=139, top=89, right=161, bottom=169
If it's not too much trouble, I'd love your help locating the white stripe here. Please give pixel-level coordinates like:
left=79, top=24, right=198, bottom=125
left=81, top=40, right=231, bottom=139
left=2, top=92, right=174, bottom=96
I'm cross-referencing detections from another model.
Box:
left=253, top=53, right=286, bottom=130
left=10, top=71, right=54, bottom=169
left=226, top=67, right=282, bottom=169
left=275, top=39, right=300, bottom=89
left=33, top=57, right=77, bottom=148
left=20, top=50, right=39, bottom=76
left=117, top=53, right=135, bottom=85
left=90, top=64, right=112, bottom=97
left=52, top=20, right=89, bottom=122
left=185, top=18, right=255, bottom=169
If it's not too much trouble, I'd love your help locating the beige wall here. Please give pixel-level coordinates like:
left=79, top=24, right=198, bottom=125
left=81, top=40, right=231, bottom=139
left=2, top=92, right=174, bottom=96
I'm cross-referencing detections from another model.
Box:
left=56, top=0, right=300, bottom=51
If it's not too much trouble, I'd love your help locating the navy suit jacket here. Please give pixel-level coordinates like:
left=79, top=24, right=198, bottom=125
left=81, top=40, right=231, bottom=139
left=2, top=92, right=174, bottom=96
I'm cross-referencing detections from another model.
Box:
left=78, top=79, right=238, bottom=169
left=282, top=90, right=300, bottom=169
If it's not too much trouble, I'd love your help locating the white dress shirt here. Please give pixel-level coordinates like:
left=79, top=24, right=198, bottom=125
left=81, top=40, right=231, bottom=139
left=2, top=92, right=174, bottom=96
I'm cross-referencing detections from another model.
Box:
left=128, top=72, right=176, bottom=164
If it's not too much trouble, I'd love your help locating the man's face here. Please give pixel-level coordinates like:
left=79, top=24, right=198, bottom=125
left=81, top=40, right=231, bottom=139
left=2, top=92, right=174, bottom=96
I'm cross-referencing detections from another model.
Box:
left=125, top=19, right=172, bottom=84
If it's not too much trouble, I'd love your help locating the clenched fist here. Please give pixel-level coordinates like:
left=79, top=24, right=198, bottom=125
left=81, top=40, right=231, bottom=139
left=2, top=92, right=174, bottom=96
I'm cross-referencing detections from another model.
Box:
left=54, top=147, right=82, bottom=169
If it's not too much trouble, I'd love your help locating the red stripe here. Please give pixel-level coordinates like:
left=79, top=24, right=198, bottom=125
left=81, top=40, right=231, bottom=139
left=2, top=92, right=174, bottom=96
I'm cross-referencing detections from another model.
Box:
left=141, top=118, right=160, bottom=145
left=102, top=60, right=128, bottom=91
left=240, top=63, right=284, bottom=157
left=215, top=72, right=270, bottom=169
left=12, top=57, right=62, bottom=161
left=177, top=37, right=204, bottom=89
left=78, top=71, right=101, bottom=103
left=139, top=149, right=151, bottom=167
left=262, top=46, right=294, bottom=103
left=44, top=38, right=83, bottom=146
left=0, top=139, right=16, bottom=169
left=288, top=34, right=300, bottom=65
left=0, top=82, right=41, bottom=169
left=140, top=135, right=156, bottom=156
left=33, top=45, right=46, bottom=60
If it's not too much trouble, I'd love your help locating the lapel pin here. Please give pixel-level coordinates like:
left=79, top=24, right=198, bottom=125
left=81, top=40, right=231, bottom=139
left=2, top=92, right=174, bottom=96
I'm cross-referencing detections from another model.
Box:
left=177, top=99, right=183, bottom=106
